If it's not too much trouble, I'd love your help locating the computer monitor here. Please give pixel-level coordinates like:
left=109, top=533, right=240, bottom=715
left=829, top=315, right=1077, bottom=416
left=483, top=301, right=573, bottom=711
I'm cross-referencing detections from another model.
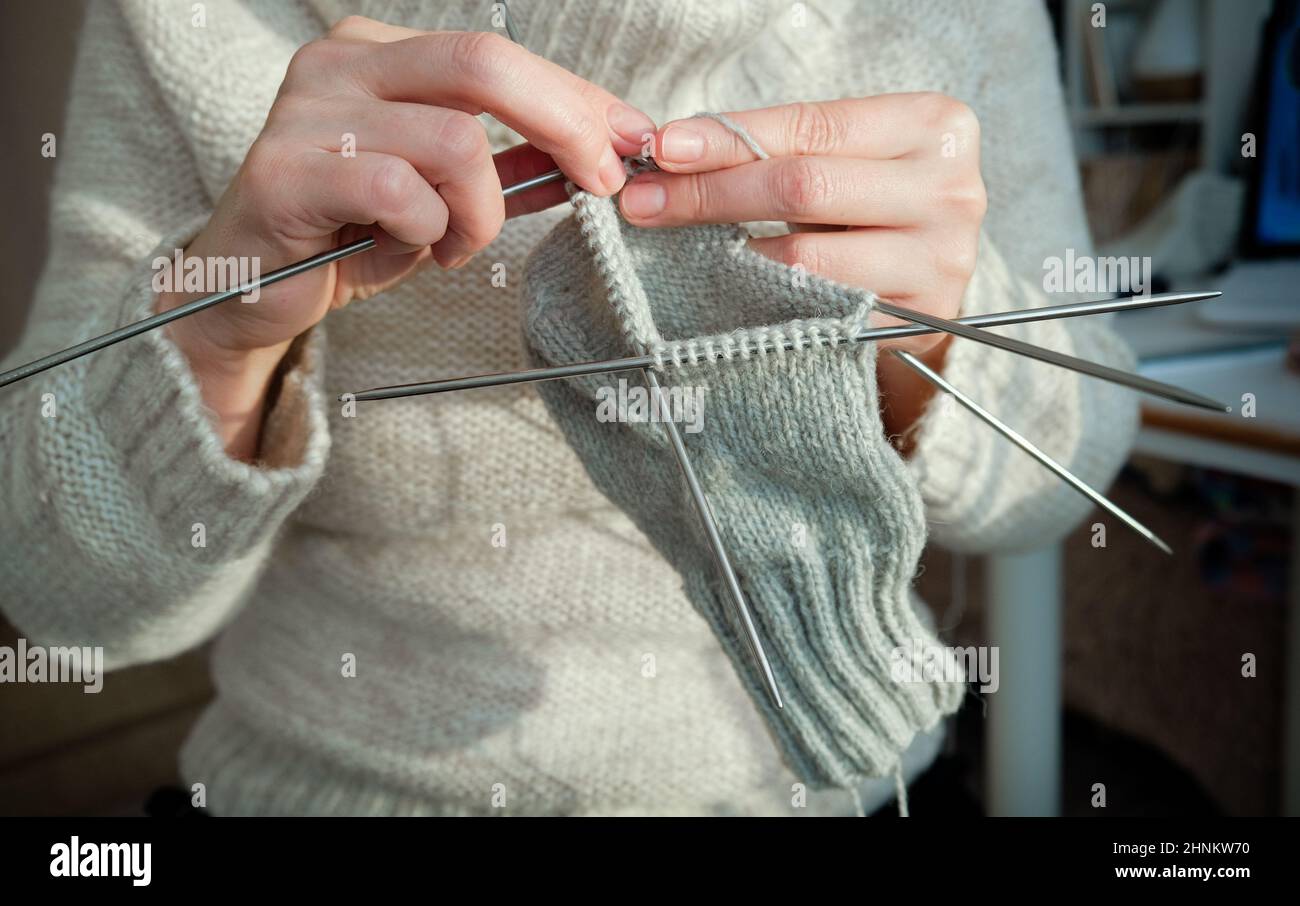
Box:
left=1242, top=0, right=1300, bottom=257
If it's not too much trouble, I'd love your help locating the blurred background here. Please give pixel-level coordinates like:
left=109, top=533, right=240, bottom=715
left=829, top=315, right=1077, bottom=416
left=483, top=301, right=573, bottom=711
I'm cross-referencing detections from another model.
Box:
left=1, top=0, right=1296, bottom=816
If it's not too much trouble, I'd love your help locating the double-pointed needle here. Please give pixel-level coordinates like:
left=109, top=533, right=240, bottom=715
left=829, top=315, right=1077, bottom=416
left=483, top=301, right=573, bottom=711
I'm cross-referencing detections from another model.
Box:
left=891, top=348, right=1173, bottom=555
left=0, top=169, right=567, bottom=390
left=872, top=299, right=1229, bottom=413
left=491, top=4, right=782, bottom=708
left=642, top=367, right=784, bottom=709
left=346, top=291, right=1222, bottom=401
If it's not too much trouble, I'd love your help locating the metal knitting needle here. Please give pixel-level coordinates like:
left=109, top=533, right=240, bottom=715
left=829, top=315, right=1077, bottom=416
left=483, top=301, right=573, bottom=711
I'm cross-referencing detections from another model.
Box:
left=873, top=298, right=1229, bottom=413
left=346, top=290, right=1222, bottom=401
left=489, top=9, right=784, bottom=708
left=0, top=237, right=368, bottom=389
left=642, top=367, right=784, bottom=709
left=498, top=0, right=523, bottom=43
left=0, top=167, right=570, bottom=391
left=891, top=348, right=1172, bottom=555
left=499, top=166, right=566, bottom=197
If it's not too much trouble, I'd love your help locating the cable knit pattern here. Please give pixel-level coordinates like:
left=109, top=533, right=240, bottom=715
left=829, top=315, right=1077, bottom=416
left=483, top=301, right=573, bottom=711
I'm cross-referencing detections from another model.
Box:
left=0, top=0, right=1135, bottom=815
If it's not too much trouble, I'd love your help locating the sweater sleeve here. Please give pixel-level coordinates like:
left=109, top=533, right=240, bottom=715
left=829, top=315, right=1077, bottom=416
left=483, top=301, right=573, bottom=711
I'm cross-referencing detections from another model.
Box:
left=0, top=1, right=330, bottom=668
left=905, top=0, right=1139, bottom=554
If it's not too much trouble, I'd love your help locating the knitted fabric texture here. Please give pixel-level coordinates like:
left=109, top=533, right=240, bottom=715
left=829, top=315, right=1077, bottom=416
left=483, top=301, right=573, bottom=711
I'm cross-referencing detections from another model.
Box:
left=1, top=0, right=1139, bottom=815
left=522, top=141, right=965, bottom=784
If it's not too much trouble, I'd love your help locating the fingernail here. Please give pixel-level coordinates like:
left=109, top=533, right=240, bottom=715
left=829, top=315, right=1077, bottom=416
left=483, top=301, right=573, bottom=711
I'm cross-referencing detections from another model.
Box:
left=606, top=102, right=656, bottom=146
left=659, top=124, right=705, bottom=163
left=621, top=178, right=666, bottom=219
left=599, top=145, right=626, bottom=193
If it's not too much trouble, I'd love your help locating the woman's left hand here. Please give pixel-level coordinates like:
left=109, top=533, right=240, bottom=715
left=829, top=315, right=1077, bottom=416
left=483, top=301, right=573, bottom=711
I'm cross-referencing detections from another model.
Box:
left=622, top=94, right=987, bottom=443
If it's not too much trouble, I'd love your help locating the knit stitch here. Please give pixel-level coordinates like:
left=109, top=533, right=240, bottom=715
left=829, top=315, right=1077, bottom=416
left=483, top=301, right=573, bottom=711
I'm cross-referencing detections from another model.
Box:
left=523, top=117, right=967, bottom=783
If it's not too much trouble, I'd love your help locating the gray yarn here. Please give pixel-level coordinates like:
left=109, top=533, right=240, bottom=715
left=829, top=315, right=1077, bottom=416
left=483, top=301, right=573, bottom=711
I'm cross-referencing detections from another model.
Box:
left=520, top=123, right=964, bottom=788
left=693, top=111, right=771, bottom=161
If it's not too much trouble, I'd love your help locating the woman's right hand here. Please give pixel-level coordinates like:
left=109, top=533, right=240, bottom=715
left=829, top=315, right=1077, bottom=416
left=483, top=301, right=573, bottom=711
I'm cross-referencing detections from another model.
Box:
left=158, top=16, right=654, bottom=460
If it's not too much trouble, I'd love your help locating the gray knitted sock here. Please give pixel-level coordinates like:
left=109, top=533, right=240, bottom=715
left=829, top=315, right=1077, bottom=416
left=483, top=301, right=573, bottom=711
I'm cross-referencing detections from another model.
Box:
left=520, top=175, right=965, bottom=788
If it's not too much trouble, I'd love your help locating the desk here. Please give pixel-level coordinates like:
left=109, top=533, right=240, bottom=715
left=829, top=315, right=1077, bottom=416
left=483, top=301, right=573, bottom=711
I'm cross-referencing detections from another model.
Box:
left=983, top=304, right=1299, bottom=816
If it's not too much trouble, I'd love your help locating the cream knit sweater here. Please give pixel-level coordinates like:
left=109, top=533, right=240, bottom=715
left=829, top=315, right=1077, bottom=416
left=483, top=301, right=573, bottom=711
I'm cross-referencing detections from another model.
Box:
left=0, top=0, right=1137, bottom=816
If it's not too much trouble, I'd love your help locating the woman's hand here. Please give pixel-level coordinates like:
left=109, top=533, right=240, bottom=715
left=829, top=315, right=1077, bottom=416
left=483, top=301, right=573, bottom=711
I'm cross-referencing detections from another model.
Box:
left=160, top=16, right=654, bottom=460
left=622, top=94, right=986, bottom=447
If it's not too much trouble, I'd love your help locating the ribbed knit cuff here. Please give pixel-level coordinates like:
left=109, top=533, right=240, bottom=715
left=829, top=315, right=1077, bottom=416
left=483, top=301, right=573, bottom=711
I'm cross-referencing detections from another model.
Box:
left=83, top=215, right=330, bottom=560
left=689, top=548, right=966, bottom=788
left=681, top=346, right=965, bottom=787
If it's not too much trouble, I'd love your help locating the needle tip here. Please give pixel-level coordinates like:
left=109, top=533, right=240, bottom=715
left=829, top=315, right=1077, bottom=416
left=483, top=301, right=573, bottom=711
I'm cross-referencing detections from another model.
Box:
left=1130, top=518, right=1174, bottom=555
left=1135, top=525, right=1174, bottom=556
left=1182, top=392, right=1234, bottom=413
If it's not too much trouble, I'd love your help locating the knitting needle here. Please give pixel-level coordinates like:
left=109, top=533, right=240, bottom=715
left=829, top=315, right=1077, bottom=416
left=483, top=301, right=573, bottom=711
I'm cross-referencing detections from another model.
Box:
left=873, top=299, right=1229, bottom=413
left=484, top=1, right=787, bottom=706
left=642, top=367, right=784, bottom=709
left=345, top=290, right=1222, bottom=401
left=0, top=237, right=370, bottom=389
left=499, top=166, right=567, bottom=197
left=890, top=348, right=1173, bottom=555
left=498, top=0, right=523, bottom=43
left=0, top=166, right=570, bottom=391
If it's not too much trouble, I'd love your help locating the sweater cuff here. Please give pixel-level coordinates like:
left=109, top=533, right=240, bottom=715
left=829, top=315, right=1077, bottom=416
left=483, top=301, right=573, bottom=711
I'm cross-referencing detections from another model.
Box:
left=906, top=237, right=1017, bottom=536
left=83, top=216, right=331, bottom=559
left=905, top=234, right=1138, bottom=552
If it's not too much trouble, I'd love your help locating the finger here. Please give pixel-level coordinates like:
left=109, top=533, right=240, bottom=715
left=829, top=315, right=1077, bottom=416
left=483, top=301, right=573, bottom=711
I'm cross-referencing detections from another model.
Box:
left=494, top=143, right=571, bottom=218
left=747, top=230, right=957, bottom=351
left=350, top=31, right=655, bottom=195
left=299, top=22, right=656, bottom=190
left=307, top=97, right=503, bottom=267
left=334, top=223, right=436, bottom=303
left=651, top=94, right=980, bottom=172
left=747, top=230, right=938, bottom=303
left=620, top=157, right=935, bottom=228
left=288, top=150, right=450, bottom=253
left=326, top=14, right=425, bottom=42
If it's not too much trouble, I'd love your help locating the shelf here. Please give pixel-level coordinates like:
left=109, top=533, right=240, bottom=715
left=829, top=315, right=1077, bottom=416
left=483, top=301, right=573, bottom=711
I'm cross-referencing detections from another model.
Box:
left=1072, top=102, right=1206, bottom=126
